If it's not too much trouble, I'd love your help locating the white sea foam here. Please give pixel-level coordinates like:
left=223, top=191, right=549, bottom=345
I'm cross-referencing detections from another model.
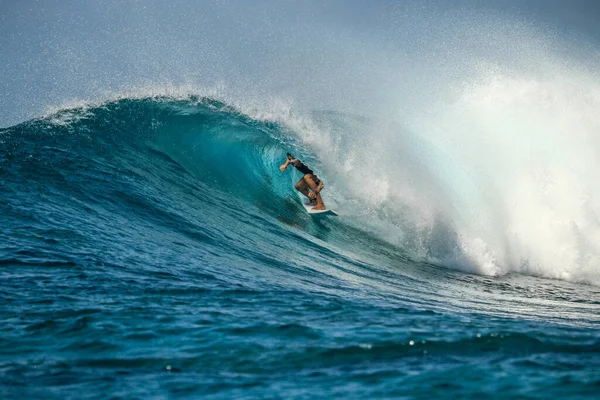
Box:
left=253, top=19, right=600, bottom=286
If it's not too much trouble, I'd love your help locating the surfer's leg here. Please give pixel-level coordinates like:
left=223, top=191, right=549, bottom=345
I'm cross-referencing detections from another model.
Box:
left=304, top=174, right=326, bottom=210
left=295, top=178, right=310, bottom=198
left=313, top=192, right=325, bottom=210
left=315, top=178, right=324, bottom=193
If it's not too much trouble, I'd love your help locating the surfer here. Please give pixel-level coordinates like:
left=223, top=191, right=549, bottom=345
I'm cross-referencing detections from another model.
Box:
left=280, top=153, right=326, bottom=210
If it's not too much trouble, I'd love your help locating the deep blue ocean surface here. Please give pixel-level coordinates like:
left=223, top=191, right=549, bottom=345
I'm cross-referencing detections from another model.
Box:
left=1, top=97, right=599, bottom=399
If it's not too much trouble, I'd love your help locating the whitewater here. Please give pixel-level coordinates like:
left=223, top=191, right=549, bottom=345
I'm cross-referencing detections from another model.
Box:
left=2, top=1, right=600, bottom=399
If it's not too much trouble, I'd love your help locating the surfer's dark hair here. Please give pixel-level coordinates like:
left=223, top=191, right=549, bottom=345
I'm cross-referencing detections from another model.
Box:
left=286, top=152, right=294, bottom=159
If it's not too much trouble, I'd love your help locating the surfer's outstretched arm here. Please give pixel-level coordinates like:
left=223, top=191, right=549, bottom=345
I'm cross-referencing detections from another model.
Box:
left=279, top=158, right=291, bottom=173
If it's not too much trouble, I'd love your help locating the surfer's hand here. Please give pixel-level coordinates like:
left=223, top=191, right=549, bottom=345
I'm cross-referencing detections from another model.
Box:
left=279, top=165, right=286, bottom=172
left=308, top=192, right=316, bottom=199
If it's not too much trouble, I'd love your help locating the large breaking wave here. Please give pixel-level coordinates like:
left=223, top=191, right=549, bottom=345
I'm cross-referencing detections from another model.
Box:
left=2, top=90, right=600, bottom=286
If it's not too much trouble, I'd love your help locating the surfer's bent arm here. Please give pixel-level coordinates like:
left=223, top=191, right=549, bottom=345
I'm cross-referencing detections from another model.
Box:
left=279, top=159, right=291, bottom=173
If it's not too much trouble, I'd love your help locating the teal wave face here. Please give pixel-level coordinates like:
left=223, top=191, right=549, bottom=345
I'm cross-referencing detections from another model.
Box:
left=1, top=97, right=292, bottom=213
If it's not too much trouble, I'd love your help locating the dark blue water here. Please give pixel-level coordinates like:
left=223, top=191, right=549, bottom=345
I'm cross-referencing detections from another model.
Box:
left=1, top=98, right=599, bottom=399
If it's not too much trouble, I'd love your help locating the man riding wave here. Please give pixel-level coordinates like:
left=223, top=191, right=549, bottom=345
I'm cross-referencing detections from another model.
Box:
left=280, top=153, right=326, bottom=210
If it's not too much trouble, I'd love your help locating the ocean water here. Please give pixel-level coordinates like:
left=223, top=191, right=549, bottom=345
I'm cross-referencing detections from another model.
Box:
left=1, top=96, right=599, bottom=399
left=4, top=0, right=600, bottom=397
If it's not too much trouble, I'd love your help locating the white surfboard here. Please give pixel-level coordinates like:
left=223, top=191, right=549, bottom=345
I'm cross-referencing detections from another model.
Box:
left=302, top=202, right=338, bottom=216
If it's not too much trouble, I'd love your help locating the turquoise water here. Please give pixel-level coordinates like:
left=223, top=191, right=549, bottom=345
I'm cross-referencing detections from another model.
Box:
left=1, top=98, right=599, bottom=398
